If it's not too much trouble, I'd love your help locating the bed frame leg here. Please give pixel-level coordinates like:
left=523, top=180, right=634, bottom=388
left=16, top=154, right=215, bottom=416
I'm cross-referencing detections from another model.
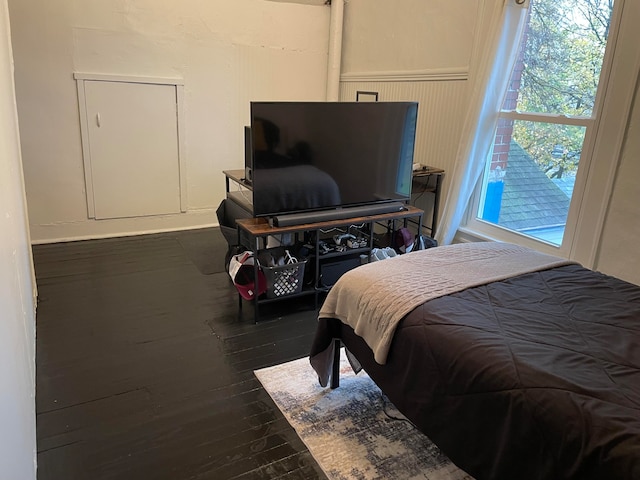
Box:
left=331, top=339, right=341, bottom=389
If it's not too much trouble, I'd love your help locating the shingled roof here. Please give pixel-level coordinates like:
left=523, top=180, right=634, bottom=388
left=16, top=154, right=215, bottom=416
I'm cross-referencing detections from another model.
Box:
left=498, top=141, right=571, bottom=231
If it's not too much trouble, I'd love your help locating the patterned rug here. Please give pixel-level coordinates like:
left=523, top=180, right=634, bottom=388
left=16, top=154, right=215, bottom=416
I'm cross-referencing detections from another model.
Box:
left=254, top=352, right=474, bottom=480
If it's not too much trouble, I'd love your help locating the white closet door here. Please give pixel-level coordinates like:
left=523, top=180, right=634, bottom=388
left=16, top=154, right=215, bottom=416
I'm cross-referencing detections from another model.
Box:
left=84, top=80, right=181, bottom=219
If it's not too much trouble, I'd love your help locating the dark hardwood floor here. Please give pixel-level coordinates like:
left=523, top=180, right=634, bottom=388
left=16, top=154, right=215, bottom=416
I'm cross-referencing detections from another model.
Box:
left=33, top=228, right=327, bottom=480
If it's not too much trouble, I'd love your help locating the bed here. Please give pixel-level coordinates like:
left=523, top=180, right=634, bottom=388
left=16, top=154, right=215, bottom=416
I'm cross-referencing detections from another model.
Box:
left=309, top=242, right=640, bottom=480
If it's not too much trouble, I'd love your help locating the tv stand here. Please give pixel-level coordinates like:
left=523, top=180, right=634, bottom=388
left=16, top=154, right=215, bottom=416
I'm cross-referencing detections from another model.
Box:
left=222, top=169, right=426, bottom=322
left=235, top=205, right=424, bottom=322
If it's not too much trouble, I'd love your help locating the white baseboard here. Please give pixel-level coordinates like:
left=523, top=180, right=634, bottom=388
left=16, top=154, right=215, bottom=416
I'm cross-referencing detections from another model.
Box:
left=30, top=209, right=218, bottom=245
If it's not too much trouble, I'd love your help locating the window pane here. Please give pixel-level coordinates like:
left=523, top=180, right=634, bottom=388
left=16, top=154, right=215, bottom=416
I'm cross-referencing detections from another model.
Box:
left=505, top=0, right=614, bottom=116
left=478, top=119, right=586, bottom=245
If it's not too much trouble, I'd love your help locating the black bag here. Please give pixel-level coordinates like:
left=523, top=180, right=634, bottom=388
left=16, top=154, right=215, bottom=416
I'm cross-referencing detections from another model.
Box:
left=412, top=235, right=438, bottom=251
left=392, top=227, right=414, bottom=252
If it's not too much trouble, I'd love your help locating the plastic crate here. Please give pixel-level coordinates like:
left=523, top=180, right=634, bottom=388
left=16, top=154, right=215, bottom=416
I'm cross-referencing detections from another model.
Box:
left=261, top=260, right=307, bottom=298
left=258, top=248, right=307, bottom=298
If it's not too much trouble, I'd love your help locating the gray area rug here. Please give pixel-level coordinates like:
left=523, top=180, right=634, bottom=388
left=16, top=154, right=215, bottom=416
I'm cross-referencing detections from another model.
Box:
left=255, top=352, right=474, bottom=480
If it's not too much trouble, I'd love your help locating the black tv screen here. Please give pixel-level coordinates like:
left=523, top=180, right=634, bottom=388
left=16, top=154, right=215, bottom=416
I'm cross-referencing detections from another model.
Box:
left=250, top=101, right=418, bottom=218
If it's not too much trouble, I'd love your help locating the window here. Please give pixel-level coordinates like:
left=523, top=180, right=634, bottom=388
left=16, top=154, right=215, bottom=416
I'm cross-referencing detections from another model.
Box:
left=470, top=0, right=618, bottom=248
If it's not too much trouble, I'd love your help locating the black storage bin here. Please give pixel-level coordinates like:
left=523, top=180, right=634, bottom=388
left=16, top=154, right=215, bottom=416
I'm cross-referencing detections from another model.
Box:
left=319, top=254, right=361, bottom=288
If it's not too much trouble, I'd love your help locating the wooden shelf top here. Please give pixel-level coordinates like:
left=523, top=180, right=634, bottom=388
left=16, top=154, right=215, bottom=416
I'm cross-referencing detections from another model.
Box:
left=224, top=169, right=252, bottom=189
left=412, top=167, right=445, bottom=177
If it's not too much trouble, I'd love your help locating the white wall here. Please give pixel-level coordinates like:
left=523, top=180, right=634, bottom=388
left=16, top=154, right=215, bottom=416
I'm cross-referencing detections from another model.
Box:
left=597, top=75, right=640, bottom=284
left=9, top=0, right=330, bottom=242
left=341, top=0, right=478, bottom=74
left=0, top=0, right=37, bottom=477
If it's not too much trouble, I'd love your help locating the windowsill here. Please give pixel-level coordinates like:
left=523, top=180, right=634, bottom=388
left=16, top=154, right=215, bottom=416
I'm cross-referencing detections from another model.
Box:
left=454, top=226, right=499, bottom=244
left=456, top=221, right=567, bottom=258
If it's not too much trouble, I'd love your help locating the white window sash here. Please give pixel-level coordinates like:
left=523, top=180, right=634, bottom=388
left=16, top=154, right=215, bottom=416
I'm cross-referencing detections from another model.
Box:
left=499, top=111, right=593, bottom=127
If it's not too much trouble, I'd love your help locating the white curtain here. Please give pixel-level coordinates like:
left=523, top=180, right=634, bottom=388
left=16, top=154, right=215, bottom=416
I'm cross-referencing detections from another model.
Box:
left=435, top=0, right=530, bottom=246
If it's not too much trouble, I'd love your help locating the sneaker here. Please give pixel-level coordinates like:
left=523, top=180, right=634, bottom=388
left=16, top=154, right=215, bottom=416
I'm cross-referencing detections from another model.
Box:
left=373, top=248, right=389, bottom=261
left=370, top=248, right=381, bottom=262
left=382, top=247, right=397, bottom=258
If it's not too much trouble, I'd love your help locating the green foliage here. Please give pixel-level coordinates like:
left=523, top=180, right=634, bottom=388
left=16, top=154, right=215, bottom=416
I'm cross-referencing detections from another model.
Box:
left=513, top=121, right=585, bottom=179
left=510, top=0, right=613, bottom=178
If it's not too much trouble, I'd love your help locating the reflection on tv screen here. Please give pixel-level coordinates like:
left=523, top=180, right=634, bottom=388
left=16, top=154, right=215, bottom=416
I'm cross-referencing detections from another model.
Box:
left=250, top=101, right=418, bottom=217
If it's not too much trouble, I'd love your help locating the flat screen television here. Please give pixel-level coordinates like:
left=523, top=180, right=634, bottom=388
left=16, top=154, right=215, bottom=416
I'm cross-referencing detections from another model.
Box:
left=249, top=101, right=418, bottom=224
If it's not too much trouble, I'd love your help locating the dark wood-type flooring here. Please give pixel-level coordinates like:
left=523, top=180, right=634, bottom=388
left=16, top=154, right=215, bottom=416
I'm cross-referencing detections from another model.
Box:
left=33, top=228, right=327, bottom=480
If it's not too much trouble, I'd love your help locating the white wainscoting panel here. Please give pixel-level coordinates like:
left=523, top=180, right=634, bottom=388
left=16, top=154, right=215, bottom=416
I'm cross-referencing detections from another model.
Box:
left=340, top=76, right=470, bottom=228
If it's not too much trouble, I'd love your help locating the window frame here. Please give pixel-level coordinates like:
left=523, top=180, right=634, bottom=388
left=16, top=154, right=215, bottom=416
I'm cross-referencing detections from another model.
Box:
left=461, top=0, right=636, bottom=265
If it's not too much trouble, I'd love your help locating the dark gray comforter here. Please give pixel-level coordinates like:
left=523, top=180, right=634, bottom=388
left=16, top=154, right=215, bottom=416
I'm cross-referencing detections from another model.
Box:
left=310, top=264, right=640, bottom=480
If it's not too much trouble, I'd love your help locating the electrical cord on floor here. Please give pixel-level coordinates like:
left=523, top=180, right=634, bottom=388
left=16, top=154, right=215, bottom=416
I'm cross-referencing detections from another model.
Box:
left=380, top=392, right=417, bottom=429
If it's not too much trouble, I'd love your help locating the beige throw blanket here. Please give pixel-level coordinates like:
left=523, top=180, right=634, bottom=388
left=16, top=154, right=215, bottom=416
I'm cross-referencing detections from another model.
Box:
left=319, top=242, right=576, bottom=365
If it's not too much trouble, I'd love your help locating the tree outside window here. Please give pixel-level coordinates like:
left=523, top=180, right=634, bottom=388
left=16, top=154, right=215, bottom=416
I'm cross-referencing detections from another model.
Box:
left=476, top=0, right=615, bottom=246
